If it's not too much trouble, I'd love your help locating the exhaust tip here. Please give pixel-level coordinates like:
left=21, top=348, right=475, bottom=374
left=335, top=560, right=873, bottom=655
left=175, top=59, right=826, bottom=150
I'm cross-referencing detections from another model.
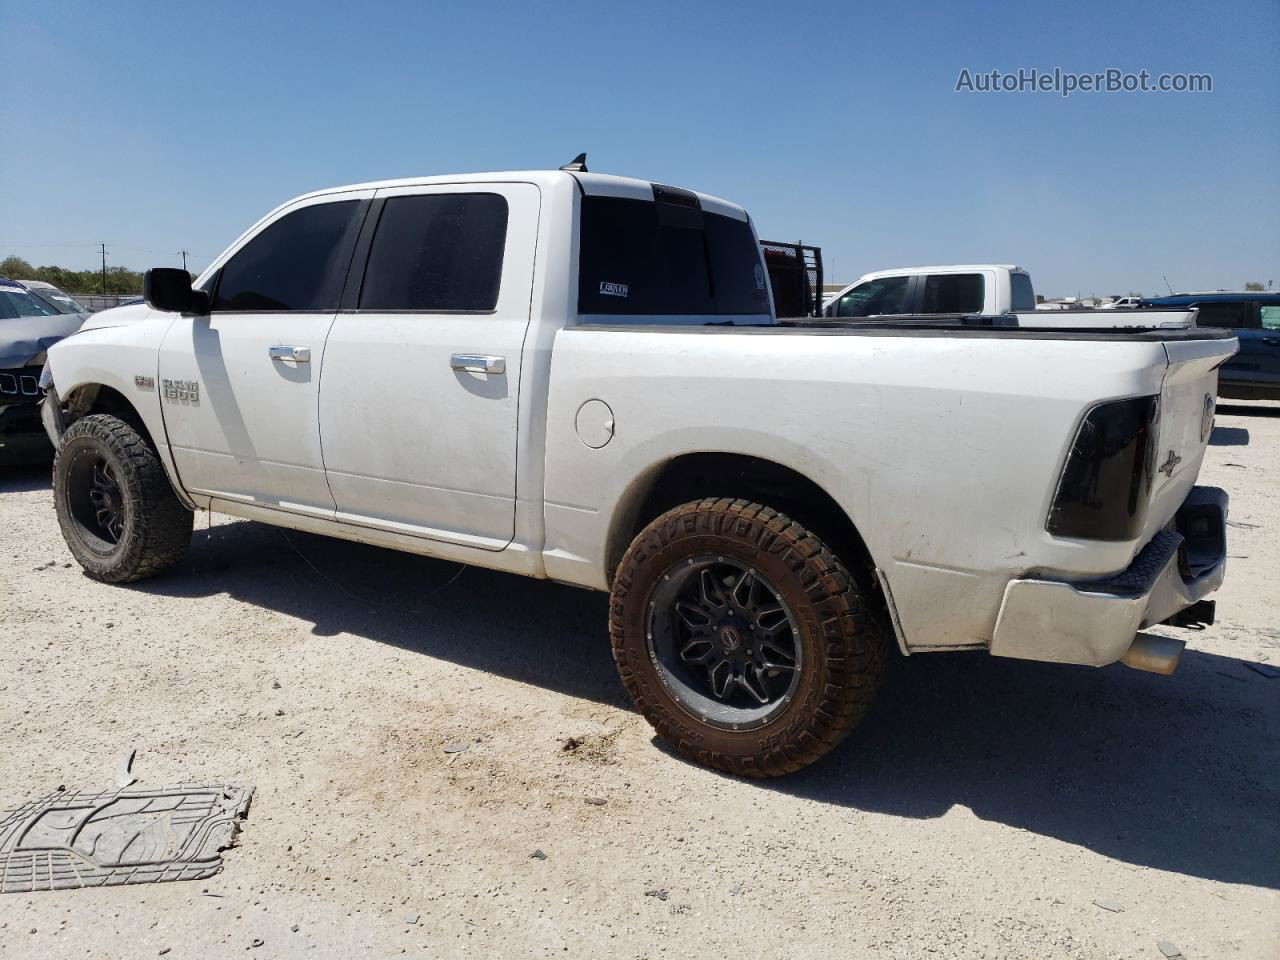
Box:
left=1120, top=633, right=1185, bottom=676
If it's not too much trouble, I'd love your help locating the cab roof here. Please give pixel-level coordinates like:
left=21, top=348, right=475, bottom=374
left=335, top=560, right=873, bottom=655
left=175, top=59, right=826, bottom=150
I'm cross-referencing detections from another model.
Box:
left=291, top=170, right=750, bottom=222
left=860, top=264, right=1025, bottom=279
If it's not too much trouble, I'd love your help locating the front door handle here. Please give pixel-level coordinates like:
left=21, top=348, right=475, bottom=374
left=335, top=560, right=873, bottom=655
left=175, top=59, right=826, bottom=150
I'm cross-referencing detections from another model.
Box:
left=269, top=345, right=311, bottom=364
left=1263, top=337, right=1280, bottom=346
left=450, top=354, right=505, bottom=375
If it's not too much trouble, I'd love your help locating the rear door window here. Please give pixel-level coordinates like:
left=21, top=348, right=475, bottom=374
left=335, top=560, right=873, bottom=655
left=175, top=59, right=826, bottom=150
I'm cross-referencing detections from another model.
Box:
left=1194, top=301, right=1252, bottom=329
left=834, top=276, right=910, bottom=317
left=576, top=195, right=769, bottom=318
left=920, top=273, right=985, bottom=314
left=359, top=193, right=508, bottom=312
left=213, top=200, right=362, bottom=312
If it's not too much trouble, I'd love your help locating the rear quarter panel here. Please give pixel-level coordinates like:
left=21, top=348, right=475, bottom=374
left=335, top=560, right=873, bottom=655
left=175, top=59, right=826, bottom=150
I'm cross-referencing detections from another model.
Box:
left=542, top=326, right=1171, bottom=650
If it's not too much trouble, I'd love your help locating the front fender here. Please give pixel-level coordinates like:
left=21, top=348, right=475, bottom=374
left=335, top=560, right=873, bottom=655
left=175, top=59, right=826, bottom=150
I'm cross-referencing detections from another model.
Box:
left=45, top=314, right=195, bottom=509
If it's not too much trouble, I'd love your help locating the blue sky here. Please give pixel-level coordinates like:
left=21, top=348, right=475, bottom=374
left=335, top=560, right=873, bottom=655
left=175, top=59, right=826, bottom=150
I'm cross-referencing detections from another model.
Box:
left=2, top=0, right=1276, bottom=296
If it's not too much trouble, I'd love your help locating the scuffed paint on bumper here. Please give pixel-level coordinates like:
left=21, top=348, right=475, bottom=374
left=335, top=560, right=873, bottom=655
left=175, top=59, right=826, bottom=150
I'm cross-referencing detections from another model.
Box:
left=990, top=486, right=1227, bottom=668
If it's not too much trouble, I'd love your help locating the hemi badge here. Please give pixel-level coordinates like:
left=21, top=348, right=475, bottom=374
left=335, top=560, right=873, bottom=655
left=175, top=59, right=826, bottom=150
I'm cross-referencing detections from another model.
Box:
left=135, top=376, right=155, bottom=390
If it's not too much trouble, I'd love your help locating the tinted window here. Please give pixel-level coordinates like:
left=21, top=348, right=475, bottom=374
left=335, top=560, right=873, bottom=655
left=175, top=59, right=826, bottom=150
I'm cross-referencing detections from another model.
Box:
left=1009, top=272, right=1036, bottom=311
left=360, top=193, right=508, bottom=312
left=213, top=201, right=361, bottom=312
left=921, top=273, right=985, bottom=314
left=577, top=196, right=769, bottom=318
left=1195, top=301, right=1250, bottom=329
left=835, top=276, right=910, bottom=317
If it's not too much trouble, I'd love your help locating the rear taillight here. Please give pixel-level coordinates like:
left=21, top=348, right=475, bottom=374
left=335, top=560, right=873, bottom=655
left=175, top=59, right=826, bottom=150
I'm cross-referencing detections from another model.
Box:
left=1047, top=396, right=1159, bottom=541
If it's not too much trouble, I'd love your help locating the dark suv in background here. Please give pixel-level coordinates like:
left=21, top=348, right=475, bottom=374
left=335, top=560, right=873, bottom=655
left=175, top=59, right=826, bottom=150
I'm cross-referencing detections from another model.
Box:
left=0, top=277, right=88, bottom=461
left=1142, top=292, right=1280, bottom=401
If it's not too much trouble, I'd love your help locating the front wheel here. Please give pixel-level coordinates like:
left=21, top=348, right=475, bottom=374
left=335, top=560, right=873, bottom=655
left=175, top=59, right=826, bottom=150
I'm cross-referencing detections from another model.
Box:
left=53, top=414, right=193, bottom=583
left=609, top=498, right=887, bottom=778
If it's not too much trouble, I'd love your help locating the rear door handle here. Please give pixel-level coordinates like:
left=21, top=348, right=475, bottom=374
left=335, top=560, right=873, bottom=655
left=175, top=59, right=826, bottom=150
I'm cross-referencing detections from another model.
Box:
left=450, top=354, right=505, bottom=375
left=269, top=345, right=311, bottom=364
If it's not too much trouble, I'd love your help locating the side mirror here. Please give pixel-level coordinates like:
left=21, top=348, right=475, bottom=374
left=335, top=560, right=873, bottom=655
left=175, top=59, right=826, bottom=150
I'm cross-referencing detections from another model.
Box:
left=144, top=267, right=209, bottom=314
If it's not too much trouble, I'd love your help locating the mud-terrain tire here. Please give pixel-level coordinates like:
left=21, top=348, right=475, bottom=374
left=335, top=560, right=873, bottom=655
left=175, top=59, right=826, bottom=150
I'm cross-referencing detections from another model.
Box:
left=53, top=414, right=192, bottom=583
left=610, top=498, right=888, bottom=778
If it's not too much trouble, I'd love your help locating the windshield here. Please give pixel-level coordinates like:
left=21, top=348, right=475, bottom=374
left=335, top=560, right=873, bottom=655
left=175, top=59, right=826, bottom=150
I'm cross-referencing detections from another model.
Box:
left=831, top=276, right=910, bottom=317
left=37, top=289, right=87, bottom=314
left=0, top=283, right=62, bottom=320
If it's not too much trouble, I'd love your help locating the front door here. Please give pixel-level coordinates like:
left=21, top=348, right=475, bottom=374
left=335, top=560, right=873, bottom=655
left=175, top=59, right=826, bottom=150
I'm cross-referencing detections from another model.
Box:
left=317, top=182, right=540, bottom=549
left=158, top=192, right=371, bottom=517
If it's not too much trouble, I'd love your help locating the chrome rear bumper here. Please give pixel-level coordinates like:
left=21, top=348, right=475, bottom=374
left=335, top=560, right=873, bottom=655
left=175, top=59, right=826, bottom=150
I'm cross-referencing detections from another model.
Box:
left=990, top=486, right=1227, bottom=670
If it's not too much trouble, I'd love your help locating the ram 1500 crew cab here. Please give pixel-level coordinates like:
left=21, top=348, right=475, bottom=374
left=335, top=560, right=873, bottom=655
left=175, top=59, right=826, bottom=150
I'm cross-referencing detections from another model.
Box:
left=39, top=168, right=1236, bottom=777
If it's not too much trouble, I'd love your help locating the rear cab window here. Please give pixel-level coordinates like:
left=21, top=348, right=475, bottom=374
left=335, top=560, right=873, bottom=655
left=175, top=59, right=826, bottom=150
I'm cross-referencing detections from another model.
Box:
left=576, top=189, right=770, bottom=322
left=1009, top=272, right=1036, bottom=311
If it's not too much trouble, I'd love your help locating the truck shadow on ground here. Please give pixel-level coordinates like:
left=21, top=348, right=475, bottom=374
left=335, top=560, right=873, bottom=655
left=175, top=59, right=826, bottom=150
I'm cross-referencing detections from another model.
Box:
left=0, top=462, right=51, bottom=493
left=1209, top=425, right=1249, bottom=446
left=132, top=518, right=1279, bottom=892
left=1217, top=403, right=1280, bottom=418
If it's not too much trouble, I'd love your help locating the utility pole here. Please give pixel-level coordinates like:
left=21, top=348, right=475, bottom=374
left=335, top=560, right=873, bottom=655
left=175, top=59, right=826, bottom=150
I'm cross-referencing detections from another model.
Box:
left=100, top=242, right=107, bottom=294
left=179, top=250, right=189, bottom=273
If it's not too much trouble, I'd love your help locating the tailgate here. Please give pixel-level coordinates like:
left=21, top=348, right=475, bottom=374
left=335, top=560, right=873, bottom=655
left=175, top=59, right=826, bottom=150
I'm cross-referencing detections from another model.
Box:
left=1139, top=336, right=1239, bottom=539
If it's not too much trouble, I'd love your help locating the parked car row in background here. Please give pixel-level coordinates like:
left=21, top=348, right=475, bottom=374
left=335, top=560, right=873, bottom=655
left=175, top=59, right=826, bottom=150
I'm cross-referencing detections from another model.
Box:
left=814, top=263, right=1277, bottom=399
left=1141, top=292, right=1280, bottom=400
left=3, top=252, right=1277, bottom=468
left=0, top=277, right=90, bottom=461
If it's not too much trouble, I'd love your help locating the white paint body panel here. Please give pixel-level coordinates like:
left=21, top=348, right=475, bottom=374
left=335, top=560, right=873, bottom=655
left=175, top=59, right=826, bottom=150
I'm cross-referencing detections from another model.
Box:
left=540, top=327, right=1219, bottom=650
left=157, top=190, right=376, bottom=517
left=41, top=169, right=1236, bottom=666
left=319, top=182, right=542, bottom=549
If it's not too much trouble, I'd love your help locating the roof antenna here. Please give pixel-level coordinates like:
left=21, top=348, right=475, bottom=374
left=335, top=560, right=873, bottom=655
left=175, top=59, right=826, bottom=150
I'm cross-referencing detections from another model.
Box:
left=559, top=153, right=588, bottom=173
left=1163, top=274, right=1174, bottom=294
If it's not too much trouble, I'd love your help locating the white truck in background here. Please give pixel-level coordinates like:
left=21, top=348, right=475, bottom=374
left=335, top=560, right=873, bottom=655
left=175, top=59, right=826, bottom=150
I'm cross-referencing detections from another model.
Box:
left=39, top=165, right=1235, bottom=778
left=823, top=264, right=1196, bottom=328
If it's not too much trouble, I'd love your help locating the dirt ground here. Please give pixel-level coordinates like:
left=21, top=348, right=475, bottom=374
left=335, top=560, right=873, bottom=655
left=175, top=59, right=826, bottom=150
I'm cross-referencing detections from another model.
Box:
left=1, top=402, right=1277, bottom=960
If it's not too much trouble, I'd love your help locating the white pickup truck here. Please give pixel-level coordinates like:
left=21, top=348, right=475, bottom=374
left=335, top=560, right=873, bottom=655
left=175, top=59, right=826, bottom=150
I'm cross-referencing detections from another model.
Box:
left=823, top=264, right=1195, bottom=329
left=39, top=166, right=1236, bottom=778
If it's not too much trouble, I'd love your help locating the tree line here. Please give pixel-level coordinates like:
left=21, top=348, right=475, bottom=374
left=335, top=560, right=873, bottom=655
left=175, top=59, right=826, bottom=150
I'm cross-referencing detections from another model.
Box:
left=0, top=255, right=157, bottom=295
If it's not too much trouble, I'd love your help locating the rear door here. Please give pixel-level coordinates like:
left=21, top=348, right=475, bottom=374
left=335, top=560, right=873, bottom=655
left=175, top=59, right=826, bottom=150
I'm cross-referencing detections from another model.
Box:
left=158, top=192, right=370, bottom=516
left=1241, top=303, right=1280, bottom=389
left=317, top=182, right=539, bottom=549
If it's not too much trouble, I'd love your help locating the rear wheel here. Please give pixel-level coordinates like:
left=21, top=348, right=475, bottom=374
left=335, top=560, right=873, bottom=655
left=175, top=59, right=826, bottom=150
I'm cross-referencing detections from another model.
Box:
left=53, top=414, right=192, bottom=583
left=609, top=498, right=887, bottom=778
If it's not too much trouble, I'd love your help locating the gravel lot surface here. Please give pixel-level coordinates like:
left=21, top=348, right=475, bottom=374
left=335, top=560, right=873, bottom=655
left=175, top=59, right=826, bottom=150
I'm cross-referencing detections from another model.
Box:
left=2, top=402, right=1277, bottom=959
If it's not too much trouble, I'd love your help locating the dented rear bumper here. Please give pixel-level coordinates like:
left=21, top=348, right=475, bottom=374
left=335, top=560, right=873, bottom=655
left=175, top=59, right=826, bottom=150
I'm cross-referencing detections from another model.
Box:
left=990, top=486, right=1227, bottom=669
